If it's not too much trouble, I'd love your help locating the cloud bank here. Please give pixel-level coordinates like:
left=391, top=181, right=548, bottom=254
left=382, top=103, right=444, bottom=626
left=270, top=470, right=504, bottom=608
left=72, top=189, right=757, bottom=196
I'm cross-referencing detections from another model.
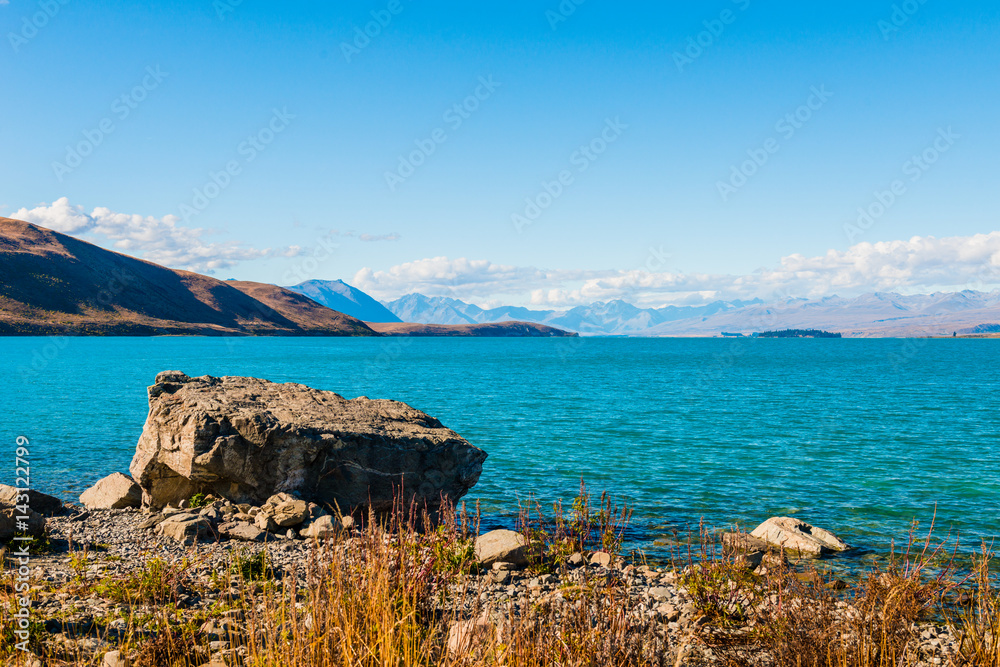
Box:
left=353, top=233, right=1000, bottom=307
left=12, top=198, right=300, bottom=274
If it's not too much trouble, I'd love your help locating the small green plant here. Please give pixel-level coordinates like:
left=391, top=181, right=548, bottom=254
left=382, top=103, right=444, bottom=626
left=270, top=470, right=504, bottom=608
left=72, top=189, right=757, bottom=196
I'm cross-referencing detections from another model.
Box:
left=0, top=617, right=46, bottom=659
left=430, top=530, right=476, bottom=574
left=231, top=549, right=272, bottom=581
left=93, top=558, right=190, bottom=605
left=188, top=492, right=208, bottom=509
left=68, top=552, right=90, bottom=580
left=517, top=480, right=634, bottom=573
left=13, top=530, right=54, bottom=555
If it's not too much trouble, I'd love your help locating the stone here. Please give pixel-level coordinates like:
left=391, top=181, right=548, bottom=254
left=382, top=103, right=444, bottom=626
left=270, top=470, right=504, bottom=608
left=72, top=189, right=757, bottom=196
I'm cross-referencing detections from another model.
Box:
left=754, top=552, right=788, bottom=576
left=656, top=603, right=680, bottom=622
left=129, top=372, right=486, bottom=512
left=722, top=531, right=770, bottom=554
left=447, top=616, right=497, bottom=656
left=137, top=514, right=165, bottom=531
left=590, top=551, right=613, bottom=567
left=474, top=530, right=529, bottom=567
left=156, top=514, right=212, bottom=545
left=0, top=484, right=64, bottom=516
left=101, top=649, right=127, bottom=667
left=270, top=499, right=309, bottom=527
left=568, top=552, right=585, bottom=566
left=0, top=504, right=45, bottom=543
left=254, top=512, right=277, bottom=533
left=218, top=522, right=267, bottom=542
left=299, top=514, right=338, bottom=539
left=199, top=618, right=237, bottom=641
left=733, top=550, right=766, bottom=571
left=199, top=507, right=223, bottom=524
left=490, top=570, right=511, bottom=584
left=750, top=517, right=849, bottom=557
left=79, top=473, right=142, bottom=510
left=648, top=586, right=672, bottom=600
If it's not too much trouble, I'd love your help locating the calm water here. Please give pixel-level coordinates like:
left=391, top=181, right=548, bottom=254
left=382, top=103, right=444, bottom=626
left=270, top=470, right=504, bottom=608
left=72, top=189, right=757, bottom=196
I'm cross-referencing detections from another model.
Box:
left=2, top=336, right=997, bottom=562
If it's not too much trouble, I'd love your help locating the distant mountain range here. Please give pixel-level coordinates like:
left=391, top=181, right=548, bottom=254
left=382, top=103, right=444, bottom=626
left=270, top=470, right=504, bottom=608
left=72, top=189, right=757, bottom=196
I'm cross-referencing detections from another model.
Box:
left=0, top=220, right=574, bottom=338
left=7, top=221, right=992, bottom=339
left=383, top=293, right=762, bottom=334
left=381, top=291, right=1000, bottom=338
left=286, top=279, right=401, bottom=323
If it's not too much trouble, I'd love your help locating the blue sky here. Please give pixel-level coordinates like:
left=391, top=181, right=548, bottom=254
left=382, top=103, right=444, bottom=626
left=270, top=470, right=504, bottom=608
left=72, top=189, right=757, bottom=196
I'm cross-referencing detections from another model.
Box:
left=3, top=0, right=1000, bottom=307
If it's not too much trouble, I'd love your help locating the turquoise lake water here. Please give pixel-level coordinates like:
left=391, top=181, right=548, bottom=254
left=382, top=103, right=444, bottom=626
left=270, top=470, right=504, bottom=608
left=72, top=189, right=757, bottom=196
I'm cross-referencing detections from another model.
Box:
left=2, top=336, right=997, bottom=562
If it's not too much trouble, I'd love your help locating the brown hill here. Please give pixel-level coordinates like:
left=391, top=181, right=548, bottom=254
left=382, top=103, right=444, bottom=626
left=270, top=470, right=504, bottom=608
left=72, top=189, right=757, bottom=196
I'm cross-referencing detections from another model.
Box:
left=365, top=321, right=579, bottom=337
left=0, top=217, right=376, bottom=336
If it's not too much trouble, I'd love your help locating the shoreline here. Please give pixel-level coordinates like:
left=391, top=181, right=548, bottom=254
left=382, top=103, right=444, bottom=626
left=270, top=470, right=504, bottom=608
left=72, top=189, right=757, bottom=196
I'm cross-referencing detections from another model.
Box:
left=3, top=502, right=974, bottom=667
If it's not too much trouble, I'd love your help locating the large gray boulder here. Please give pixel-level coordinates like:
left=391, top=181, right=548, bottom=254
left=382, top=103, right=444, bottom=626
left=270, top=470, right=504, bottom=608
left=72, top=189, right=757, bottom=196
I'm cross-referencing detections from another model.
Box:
left=750, top=517, right=849, bottom=557
left=129, top=371, right=487, bottom=513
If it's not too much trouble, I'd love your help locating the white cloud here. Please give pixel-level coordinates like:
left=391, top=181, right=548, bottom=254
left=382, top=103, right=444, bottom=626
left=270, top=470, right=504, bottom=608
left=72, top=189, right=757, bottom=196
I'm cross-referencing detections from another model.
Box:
left=329, top=230, right=401, bottom=243
left=354, top=233, right=1000, bottom=308
left=12, top=198, right=301, bottom=274
left=352, top=257, right=618, bottom=304
left=358, top=233, right=400, bottom=243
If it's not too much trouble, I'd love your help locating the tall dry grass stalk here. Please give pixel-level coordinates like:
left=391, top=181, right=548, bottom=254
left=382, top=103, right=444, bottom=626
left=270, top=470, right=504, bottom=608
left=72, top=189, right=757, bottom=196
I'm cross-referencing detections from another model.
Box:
left=2, top=495, right=998, bottom=667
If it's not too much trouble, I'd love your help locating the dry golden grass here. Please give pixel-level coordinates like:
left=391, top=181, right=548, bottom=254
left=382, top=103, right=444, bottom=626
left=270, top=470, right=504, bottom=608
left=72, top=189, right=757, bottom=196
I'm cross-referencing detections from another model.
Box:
left=2, top=498, right=998, bottom=667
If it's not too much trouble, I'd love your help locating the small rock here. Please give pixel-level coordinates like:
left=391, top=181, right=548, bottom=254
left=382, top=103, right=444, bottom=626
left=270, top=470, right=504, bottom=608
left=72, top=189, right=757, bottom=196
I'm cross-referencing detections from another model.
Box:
left=218, top=522, right=266, bottom=543
left=199, top=507, right=223, bottom=523
left=447, top=616, right=497, bottom=656
left=648, top=586, right=672, bottom=600
left=79, top=473, right=142, bottom=510
left=157, top=515, right=212, bottom=545
left=656, top=603, right=680, bottom=622
left=490, top=570, right=511, bottom=584
left=568, top=552, right=585, bottom=566
left=254, top=512, right=277, bottom=533
left=271, top=500, right=310, bottom=528
left=300, top=515, right=338, bottom=539
left=102, top=649, right=127, bottom=667
left=590, top=551, right=612, bottom=567
left=475, top=530, right=529, bottom=567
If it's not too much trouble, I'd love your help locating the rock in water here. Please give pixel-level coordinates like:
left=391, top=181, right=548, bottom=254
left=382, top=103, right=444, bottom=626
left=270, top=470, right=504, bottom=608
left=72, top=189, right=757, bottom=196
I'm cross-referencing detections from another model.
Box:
left=750, top=517, right=849, bottom=557
left=129, top=371, right=487, bottom=512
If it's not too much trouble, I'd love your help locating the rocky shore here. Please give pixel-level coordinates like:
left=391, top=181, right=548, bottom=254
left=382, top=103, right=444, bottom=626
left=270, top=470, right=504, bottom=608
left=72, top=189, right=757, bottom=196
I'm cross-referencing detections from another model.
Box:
left=0, top=372, right=983, bottom=665
left=2, top=496, right=967, bottom=667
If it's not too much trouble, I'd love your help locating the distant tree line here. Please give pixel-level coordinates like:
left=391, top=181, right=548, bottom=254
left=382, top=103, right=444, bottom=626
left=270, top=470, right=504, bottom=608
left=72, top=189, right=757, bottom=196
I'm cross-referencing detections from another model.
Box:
left=758, top=329, right=842, bottom=338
